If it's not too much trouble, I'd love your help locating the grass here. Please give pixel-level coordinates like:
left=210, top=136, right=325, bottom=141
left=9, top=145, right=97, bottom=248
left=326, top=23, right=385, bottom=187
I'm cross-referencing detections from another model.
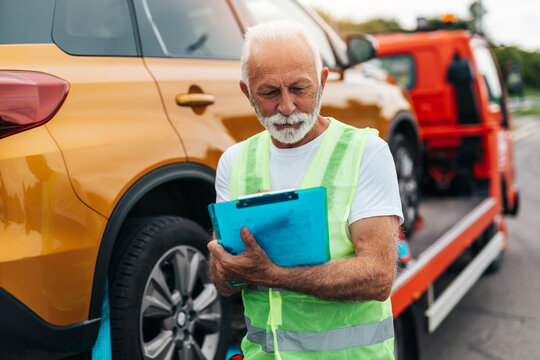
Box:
left=512, top=108, right=540, bottom=117
left=509, top=86, right=540, bottom=117
left=508, top=86, right=540, bottom=99
left=524, top=87, right=540, bottom=98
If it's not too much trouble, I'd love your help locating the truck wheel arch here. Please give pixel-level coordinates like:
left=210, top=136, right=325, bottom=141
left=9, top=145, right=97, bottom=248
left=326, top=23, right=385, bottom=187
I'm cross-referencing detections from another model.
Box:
left=88, top=163, right=216, bottom=322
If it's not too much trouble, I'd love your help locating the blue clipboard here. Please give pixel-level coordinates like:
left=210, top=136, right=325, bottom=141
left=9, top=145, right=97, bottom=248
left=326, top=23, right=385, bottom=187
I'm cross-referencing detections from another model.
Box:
left=208, top=187, right=330, bottom=267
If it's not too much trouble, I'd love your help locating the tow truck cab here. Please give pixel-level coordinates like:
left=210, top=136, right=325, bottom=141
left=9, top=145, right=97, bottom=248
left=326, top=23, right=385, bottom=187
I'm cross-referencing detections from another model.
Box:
left=372, top=30, right=519, bottom=215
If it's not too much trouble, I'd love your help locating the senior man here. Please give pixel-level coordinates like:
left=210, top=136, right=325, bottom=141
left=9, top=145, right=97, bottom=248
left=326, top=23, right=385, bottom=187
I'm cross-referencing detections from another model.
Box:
left=208, top=20, right=403, bottom=359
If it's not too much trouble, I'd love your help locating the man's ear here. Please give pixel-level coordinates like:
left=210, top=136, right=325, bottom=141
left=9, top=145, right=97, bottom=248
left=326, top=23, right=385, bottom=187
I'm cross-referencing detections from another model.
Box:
left=240, top=81, right=251, bottom=101
left=320, top=67, right=329, bottom=93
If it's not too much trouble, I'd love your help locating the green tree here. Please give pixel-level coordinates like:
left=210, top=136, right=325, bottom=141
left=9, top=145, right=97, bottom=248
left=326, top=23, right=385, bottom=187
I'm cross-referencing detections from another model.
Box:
left=493, top=46, right=540, bottom=91
left=469, top=1, right=487, bottom=34
left=422, top=17, right=470, bottom=31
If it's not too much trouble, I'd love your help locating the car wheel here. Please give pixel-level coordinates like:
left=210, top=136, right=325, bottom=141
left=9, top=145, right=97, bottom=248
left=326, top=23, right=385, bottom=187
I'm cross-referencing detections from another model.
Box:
left=109, top=216, right=229, bottom=360
left=390, top=133, right=420, bottom=236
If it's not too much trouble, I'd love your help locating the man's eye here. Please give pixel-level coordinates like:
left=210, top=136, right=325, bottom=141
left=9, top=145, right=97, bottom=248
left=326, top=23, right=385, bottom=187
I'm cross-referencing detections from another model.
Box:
left=291, top=87, right=305, bottom=93
left=263, top=90, right=278, bottom=96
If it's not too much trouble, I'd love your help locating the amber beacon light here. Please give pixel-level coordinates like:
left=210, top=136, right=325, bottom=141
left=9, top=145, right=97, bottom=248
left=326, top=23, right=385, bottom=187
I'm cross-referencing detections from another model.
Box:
left=441, top=13, right=458, bottom=24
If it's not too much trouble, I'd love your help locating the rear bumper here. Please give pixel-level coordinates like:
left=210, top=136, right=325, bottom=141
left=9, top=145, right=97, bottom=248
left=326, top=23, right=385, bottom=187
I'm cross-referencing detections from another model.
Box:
left=0, top=287, right=100, bottom=354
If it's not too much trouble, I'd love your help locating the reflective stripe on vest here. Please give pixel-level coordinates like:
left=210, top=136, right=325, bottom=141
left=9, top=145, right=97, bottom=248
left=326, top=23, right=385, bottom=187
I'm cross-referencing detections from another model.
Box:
left=232, top=118, right=394, bottom=358
left=245, top=315, right=394, bottom=353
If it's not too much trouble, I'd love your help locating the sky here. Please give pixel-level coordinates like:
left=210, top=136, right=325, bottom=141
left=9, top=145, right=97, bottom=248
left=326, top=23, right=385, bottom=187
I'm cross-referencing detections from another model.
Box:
left=300, top=0, right=540, bottom=51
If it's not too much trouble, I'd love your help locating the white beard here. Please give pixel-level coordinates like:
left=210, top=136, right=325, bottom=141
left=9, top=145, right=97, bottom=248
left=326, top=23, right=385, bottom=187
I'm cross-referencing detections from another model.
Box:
left=253, top=88, right=322, bottom=144
left=259, top=111, right=316, bottom=144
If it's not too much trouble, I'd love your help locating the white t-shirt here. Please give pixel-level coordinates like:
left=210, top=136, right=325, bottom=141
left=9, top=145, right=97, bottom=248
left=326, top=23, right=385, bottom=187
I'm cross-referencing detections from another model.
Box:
left=215, top=120, right=404, bottom=226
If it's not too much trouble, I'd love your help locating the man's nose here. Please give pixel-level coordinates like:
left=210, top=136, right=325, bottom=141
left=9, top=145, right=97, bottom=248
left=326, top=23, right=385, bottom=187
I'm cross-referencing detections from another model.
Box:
left=277, top=90, right=296, bottom=116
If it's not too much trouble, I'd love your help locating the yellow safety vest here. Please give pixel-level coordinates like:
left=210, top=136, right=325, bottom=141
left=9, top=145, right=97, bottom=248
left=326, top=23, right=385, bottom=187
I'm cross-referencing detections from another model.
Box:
left=231, top=118, right=394, bottom=359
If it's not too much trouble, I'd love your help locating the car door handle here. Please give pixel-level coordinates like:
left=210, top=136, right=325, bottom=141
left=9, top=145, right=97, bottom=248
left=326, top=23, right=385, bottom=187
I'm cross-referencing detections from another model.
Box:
left=176, top=93, right=215, bottom=107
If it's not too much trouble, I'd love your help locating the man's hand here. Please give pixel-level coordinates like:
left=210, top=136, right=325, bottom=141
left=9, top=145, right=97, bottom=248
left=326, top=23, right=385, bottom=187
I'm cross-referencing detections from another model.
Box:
left=208, top=227, right=275, bottom=296
left=208, top=215, right=398, bottom=302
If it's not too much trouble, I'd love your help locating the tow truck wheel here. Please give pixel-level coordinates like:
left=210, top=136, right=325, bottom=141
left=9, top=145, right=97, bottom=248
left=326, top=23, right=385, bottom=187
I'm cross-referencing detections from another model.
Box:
left=390, top=133, right=420, bottom=236
left=394, top=311, right=419, bottom=360
left=109, top=216, right=230, bottom=360
left=487, top=251, right=505, bottom=274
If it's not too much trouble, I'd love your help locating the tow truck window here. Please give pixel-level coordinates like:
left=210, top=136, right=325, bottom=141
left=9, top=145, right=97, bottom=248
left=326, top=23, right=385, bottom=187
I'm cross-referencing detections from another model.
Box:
left=240, top=0, right=337, bottom=68
left=473, top=46, right=503, bottom=104
left=370, top=55, right=415, bottom=89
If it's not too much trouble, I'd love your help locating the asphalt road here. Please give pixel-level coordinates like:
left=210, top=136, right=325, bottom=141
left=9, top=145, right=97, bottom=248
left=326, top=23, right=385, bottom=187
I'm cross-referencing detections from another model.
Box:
left=420, top=116, right=540, bottom=360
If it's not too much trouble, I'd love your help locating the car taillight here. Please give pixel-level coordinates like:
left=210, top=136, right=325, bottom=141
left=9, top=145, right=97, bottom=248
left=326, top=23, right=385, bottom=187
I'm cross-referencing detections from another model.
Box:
left=0, top=71, right=69, bottom=139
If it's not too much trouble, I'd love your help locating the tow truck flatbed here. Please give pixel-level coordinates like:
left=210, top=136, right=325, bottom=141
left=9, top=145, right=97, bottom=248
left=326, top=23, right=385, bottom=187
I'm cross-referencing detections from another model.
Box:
left=392, top=196, right=503, bottom=330
left=409, top=196, right=486, bottom=256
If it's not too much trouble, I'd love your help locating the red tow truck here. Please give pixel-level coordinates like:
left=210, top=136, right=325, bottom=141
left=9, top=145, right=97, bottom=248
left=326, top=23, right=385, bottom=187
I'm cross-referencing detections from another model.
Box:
left=371, top=28, right=520, bottom=358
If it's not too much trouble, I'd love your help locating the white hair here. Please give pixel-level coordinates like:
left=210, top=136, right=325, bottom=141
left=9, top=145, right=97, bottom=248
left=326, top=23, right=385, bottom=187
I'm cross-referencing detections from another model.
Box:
left=240, top=20, right=323, bottom=92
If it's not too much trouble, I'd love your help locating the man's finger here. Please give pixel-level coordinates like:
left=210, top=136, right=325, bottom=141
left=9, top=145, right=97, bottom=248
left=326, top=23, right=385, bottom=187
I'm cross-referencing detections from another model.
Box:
left=207, top=239, right=219, bottom=251
left=240, top=226, right=261, bottom=251
left=208, top=239, right=230, bottom=260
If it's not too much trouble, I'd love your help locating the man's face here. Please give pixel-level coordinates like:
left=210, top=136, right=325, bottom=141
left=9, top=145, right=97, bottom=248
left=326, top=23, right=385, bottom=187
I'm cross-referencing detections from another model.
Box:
left=246, top=39, right=321, bottom=144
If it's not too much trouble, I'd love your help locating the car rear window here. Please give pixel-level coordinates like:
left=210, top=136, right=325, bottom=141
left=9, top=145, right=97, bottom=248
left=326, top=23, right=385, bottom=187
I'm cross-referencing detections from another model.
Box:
left=132, top=0, right=242, bottom=59
left=52, top=0, right=138, bottom=56
left=0, top=0, right=55, bottom=44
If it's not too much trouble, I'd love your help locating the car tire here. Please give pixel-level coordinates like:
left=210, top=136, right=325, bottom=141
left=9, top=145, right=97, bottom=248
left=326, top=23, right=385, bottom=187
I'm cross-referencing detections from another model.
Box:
left=109, top=216, right=230, bottom=360
left=390, top=133, right=420, bottom=236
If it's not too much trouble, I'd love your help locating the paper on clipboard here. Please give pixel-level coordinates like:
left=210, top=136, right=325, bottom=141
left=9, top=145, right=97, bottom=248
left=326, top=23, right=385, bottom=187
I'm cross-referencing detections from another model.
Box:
left=208, top=187, right=330, bottom=267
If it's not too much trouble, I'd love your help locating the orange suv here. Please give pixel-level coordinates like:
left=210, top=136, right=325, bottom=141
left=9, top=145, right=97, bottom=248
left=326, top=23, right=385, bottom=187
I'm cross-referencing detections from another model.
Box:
left=0, top=0, right=419, bottom=358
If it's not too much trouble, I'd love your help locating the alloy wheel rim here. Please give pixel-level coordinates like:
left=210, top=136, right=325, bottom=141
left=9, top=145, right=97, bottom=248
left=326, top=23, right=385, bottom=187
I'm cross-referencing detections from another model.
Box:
left=139, top=245, right=221, bottom=360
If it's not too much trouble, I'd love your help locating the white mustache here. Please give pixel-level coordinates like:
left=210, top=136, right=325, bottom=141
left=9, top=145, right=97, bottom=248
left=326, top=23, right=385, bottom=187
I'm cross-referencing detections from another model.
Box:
left=263, top=112, right=312, bottom=125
